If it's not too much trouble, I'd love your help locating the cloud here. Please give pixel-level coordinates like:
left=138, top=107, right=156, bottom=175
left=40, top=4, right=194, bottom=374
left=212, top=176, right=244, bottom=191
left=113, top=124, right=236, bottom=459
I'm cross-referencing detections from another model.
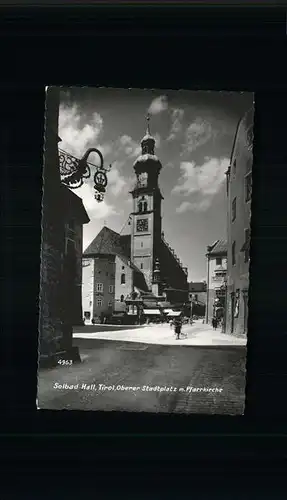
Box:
left=176, top=199, right=212, bottom=213
left=181, top=117, right=217, bottom=155
left=75, top=183, right=116, bottom=219
left=107, top=161, right=127, bottom=196
left=172, top=157, right=229, bottom=197
left=154, top=133, right=161, bottom=149
left=165, top=161, right=174, bottom=169
left=173, top=156, right=230, bottom=213
left=167, top=108, right=184, bottom=141
left=148, top=95, right=168, bottom=115
left=118, top=135, right=141, bottom=157
left=97, top=143, right=113, bottom=157
left=58, top=103, right=103, bottom=158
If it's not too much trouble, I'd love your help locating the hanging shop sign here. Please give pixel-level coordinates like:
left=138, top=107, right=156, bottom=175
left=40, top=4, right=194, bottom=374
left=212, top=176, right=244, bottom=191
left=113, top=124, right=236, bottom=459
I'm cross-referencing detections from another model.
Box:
left=59, top=147, right=112, bottom=203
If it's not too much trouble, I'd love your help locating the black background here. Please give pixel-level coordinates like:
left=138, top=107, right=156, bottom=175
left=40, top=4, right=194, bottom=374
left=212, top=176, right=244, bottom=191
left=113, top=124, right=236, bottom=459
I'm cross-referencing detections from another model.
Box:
left=1, top=2, right=287, bottom=495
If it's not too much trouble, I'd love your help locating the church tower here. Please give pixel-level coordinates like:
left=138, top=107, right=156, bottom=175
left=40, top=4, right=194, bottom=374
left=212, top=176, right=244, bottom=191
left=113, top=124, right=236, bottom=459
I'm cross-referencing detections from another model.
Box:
left=130, top=115, right=163, bottom=291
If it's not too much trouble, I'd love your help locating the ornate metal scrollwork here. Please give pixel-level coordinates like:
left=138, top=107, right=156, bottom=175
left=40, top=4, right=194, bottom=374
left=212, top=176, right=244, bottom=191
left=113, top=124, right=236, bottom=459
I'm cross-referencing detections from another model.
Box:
left=59, top=147, right=112, bottom=202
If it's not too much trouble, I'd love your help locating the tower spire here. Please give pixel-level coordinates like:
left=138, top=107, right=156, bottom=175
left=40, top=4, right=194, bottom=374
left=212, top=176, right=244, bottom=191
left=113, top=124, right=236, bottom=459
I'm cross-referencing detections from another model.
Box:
left=141, top=113, right=155, bottom=155
left=146, top=113, right=151, bottom=136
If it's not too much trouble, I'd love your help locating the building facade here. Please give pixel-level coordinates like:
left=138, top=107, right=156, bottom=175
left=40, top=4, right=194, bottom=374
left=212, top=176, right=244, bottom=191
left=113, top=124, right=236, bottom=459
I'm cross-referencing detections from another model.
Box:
left=39, top=87, right=90, bottom=365
left=82, top=118, right=188, bottom=323
left=188, top=282, right=207, bottom=317
left=205, top=240, right=227, bottom=325
left=225, top=108, right=253, bottom=337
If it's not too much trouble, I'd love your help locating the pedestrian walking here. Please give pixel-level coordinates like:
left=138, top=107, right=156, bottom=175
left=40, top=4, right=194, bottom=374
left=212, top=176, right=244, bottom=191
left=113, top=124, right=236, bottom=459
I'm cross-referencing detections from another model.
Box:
left=174, top=317, right=182, bottom=340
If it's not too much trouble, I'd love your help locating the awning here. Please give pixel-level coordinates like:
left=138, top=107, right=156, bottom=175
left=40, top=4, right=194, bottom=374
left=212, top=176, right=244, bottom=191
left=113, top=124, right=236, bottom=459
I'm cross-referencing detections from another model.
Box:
left=167, top=311, right=181, bottom=317
left=143, top=309, right=161, bottom=315
left=163, top=308, right=174, bottom=314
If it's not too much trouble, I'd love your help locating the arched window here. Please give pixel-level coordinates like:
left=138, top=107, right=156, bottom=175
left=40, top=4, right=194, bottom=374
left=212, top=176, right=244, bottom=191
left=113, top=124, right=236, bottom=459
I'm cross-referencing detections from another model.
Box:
left=138, top=196, right=147, bottom=213
left=121, top=273, right=126, bottom=285
left=138, top=200, right=143, bottom=213
left=120, top=294, right=124, bottom=302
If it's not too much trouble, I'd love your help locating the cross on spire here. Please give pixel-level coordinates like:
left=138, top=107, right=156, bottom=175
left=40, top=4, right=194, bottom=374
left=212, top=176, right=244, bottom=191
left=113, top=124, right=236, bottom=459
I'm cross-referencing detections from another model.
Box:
left=146, top=113, right=151, bottom=135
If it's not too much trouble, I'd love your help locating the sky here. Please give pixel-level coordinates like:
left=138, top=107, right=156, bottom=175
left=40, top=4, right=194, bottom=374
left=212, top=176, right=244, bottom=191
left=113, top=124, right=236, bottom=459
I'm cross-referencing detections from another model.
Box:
left=58, top=87, right=254, bottom=282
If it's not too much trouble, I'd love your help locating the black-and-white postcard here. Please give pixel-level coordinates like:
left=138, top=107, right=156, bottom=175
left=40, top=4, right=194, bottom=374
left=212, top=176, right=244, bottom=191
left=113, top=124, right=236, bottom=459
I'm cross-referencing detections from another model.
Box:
left=37, top=86, right=254, bottom=414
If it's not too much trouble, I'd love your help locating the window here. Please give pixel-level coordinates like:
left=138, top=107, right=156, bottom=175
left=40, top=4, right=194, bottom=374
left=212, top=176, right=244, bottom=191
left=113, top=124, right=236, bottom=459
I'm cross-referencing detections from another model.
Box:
left=109, top=285, right=114, bottom=293
left=245, top=172, right=252, bottom=202
left=232, top=197, right=237, bottom=221
left=84, top=311, right=91, bottom=319
left=97, top=299, right=103, bottom=307
left=215, top=289, right=225, bottom=299
left=140, top=263, right=143, bottom=270
left=121, top=273, right=126, bottom=285
left=232, top=241, right=236, bottom=266
left=138, top=196, right=148, bottom=213
left=216, top=257, right=222, bottom=266
left=96, top=283, right=103, bottom=292
left=122, top=266, right=125, bottom=270
left=141, top=242, right=143, bottom=248
left=120, top=294, right=124, bottom=302
left=106, top=272, right=109, bottom=277
left=108, top=301, right=113, bottom=308
left=215, top=271, right=225, bottom=278
left=89, top=301, right=92, bottom=306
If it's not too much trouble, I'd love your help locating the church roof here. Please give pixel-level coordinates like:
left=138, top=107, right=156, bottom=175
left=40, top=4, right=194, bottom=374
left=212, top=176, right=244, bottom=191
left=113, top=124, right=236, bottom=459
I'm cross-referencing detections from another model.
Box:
left=84, top=226, right=122, bottom=256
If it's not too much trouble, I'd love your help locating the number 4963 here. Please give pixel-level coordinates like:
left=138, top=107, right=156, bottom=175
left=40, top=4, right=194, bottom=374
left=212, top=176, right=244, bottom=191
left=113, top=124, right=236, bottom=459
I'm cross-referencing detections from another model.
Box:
left=58, top=359, right=73, bottom=366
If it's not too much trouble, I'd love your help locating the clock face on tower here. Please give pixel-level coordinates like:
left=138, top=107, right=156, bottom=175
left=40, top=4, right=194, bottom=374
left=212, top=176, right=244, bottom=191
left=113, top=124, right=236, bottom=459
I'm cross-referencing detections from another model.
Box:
left=137, top=218, right=148, bottom=232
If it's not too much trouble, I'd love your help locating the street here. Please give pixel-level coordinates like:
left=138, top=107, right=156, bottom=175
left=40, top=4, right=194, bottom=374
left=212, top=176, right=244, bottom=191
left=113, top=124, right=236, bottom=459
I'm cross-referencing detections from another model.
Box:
left=38, top=322, right=247, bottom=414
left=73, top=320, right=247, bottom=346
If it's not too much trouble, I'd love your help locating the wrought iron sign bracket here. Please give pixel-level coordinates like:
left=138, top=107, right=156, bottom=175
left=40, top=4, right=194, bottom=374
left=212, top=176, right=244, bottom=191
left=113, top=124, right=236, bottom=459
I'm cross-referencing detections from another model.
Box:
left=59, top=147, right=112, bottom=202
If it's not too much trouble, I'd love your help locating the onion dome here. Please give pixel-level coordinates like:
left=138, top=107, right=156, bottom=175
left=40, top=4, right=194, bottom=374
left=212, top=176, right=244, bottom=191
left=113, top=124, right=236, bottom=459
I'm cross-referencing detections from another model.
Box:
left=133, top=114, right=162, bottom=169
